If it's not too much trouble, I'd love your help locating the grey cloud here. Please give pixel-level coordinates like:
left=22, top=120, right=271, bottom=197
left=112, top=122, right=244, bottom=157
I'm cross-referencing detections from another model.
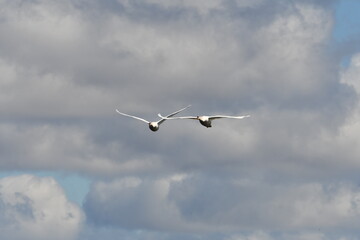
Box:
left=0, top=0, right=348, bottom=116
left=0, top=0, right=357, bottom=182
left=84, top=174, right=360, bottom=232
left=1, top=0, right=360, bottom=239
left=0, top=0, right=356, bottom=180
left=84, top=176, right=186, bottom=230
left=78, top=229, right=360, bottom=240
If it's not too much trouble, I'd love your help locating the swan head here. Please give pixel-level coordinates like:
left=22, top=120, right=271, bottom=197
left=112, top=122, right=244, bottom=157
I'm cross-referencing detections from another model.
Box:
left=148, top=122, right=159, bottom=132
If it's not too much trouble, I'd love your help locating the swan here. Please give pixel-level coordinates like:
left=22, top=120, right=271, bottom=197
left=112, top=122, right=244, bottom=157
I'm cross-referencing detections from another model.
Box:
left=116, top=105, right=191, bottom=131
left=158, top=113, right=250, bottom=128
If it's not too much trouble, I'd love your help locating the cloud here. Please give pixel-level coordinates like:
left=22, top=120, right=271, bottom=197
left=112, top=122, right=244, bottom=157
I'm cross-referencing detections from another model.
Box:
left=0, top=174, right=84, bottom=240
left=1, top=0, right=360, bottom=239
left=0, top=0, right=355, bottom=178
left=0, top=0, right=344, bottom=118
left=225, top=231, right=274, bottom=240
left=84, top=175, right=190, bottom=231
left=84, top=174, right=360, bottom=232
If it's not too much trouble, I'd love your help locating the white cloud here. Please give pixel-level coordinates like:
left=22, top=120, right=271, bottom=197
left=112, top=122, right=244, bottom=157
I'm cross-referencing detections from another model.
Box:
left=0, top=174, right=84, bottom=240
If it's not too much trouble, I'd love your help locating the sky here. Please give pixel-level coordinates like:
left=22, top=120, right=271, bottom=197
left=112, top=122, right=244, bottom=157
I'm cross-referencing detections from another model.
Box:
left=1, top=0, right=360, bottom=239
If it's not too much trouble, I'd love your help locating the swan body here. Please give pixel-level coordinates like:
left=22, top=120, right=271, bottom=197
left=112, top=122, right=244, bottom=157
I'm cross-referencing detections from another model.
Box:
left=116, top=105, right=191, bottom=132
left=158, top=114, right=250, bottom=128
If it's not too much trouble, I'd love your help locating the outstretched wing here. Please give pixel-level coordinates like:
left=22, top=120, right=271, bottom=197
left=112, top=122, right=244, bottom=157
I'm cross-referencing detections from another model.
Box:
left=116, top=109, right=150, bottom=123
left=209, top=115, right=250, bottom=120
left=158, top=105, right=192, bottom=125
left=165, top=105, right=192, bottom=118
left=158, top=114, right=198, bottom=120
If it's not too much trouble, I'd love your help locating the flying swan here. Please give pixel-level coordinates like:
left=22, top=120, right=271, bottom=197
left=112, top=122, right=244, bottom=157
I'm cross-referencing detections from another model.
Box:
left=158, top=113, right=250, bottom=128
left=116, top=105, right=191, bottom=132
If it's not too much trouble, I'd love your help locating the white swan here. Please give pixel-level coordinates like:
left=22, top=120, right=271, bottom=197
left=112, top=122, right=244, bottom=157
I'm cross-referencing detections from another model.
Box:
left=116, top=105, right=191, bottom=131
left=158, top=113, right=250, bottom=128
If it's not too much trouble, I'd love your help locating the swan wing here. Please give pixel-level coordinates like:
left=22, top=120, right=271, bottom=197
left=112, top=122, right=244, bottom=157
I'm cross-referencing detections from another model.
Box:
left=116, top=109, right=150, bottom=123
left=165, top=105, right=191, bottom=118
left=158, top=114, right=197, bottom=120
left=209, top=115, right=251, bottom=120
left=158, top=105, right=191, bottom=125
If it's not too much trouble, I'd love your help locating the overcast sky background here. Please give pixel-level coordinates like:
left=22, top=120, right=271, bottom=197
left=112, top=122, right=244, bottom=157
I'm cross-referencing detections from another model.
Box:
left=1, top=0, right=360, bottom=239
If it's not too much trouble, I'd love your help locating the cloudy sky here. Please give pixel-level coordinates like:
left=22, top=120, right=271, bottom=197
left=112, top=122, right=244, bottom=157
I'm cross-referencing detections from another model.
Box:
left=1, top=0, right=360, bottom=239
